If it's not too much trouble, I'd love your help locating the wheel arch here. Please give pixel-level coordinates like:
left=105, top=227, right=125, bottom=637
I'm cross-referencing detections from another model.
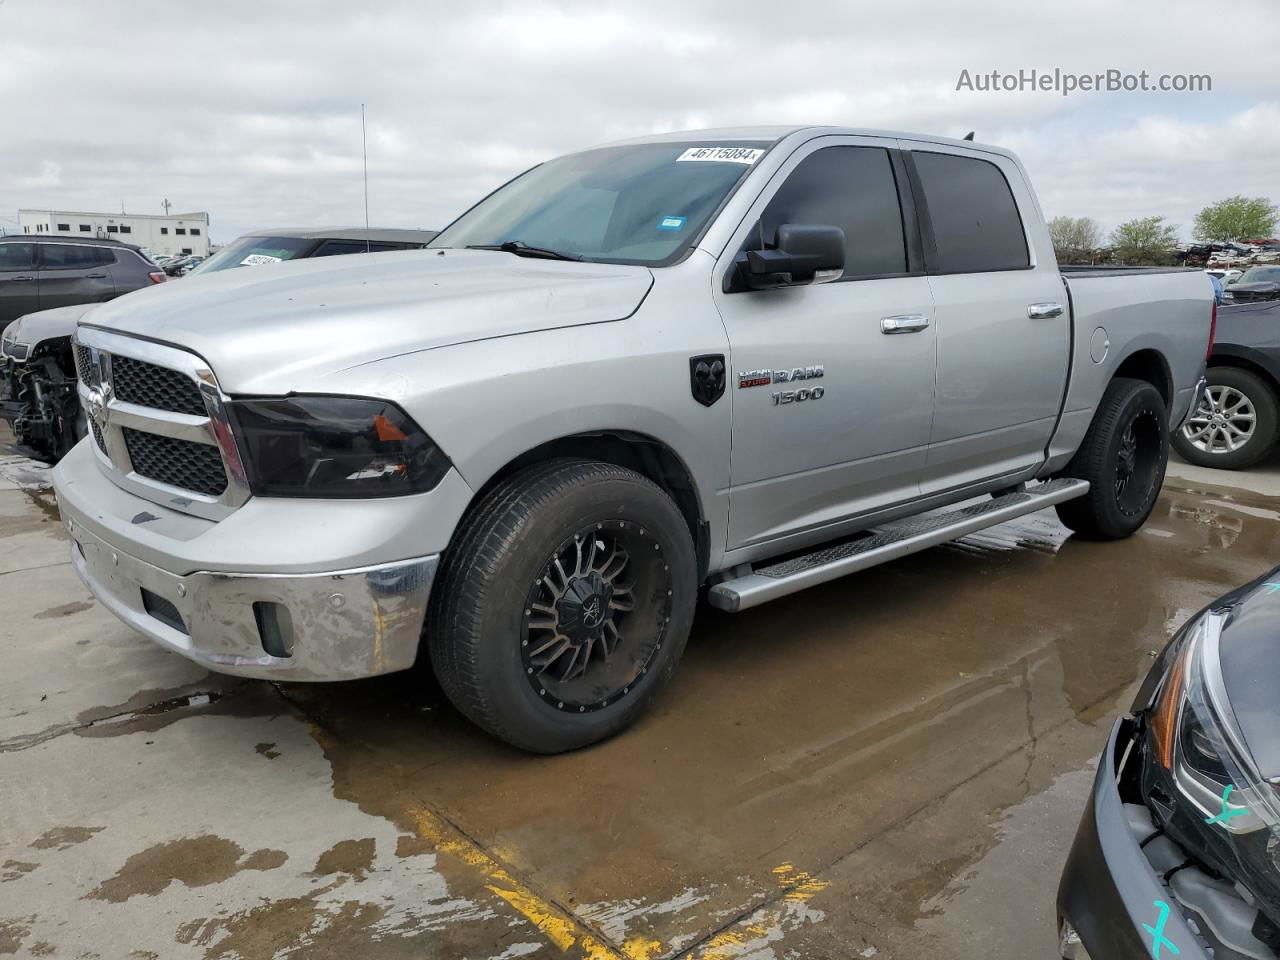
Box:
left=458, top=430, right=709, bottom=578
left=1111, top=348, right=1173, bottom=409
left=1207, top=347, right=1280, bottom=398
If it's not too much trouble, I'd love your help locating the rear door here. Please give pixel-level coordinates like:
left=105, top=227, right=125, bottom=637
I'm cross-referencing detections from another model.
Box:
left=0, top=242, right=39, bottom=327
left=905, top=147, right=1069, bottom=492
left=713, top=137, right=938, bottom=551
left=36, top=243, right=116, bottom=310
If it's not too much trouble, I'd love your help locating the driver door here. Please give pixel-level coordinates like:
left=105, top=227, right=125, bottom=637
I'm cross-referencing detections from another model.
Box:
left=712, top=137, right=938, bottom=552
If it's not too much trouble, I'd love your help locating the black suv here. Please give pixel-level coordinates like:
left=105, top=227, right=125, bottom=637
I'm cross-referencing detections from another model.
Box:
left=0, top=235, right=165, bottom=329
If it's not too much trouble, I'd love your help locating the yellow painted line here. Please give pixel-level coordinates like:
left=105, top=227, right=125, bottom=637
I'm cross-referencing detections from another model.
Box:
left=683, top=862, right=829, bottom=960
left=410, top=806, right=622, bottom=959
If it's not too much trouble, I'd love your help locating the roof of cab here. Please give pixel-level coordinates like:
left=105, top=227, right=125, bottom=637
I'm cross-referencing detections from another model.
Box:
left=594, top=125, right=1017, bottom=160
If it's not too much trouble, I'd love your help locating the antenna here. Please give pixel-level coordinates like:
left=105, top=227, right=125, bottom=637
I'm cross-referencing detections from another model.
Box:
left=963, top=131, right=975, bottom=141
left=361, top=104, right=371, bottom=253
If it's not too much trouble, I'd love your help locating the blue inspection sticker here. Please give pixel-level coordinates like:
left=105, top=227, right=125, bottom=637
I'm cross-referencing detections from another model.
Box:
left=657, top=216, right=687, bottom=231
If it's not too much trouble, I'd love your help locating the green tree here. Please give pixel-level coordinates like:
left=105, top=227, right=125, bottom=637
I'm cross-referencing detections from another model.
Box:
left=1109, top=216, right=1180, bottom=265
left=1048, top=216, right=1103, bottom=263
left=1194, top=196, right=1278, bottom=242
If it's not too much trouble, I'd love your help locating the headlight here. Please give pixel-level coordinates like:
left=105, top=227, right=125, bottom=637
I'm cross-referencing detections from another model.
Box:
left=228, top=396, right=451, bottom=498
left=1144, top=607, right=1280, bottom=929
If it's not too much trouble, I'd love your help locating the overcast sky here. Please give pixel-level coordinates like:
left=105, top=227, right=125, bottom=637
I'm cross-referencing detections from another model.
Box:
left=2, top=0, right=1277, bottom=246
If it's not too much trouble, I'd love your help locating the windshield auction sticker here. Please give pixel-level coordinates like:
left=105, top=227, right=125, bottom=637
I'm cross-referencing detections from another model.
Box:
left=676, top=146, right=764, bottom=164
left=241, top=254, right=283, bottom=266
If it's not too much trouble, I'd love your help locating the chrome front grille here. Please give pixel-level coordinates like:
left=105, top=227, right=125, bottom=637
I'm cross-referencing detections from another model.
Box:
left=123, top=428, right=227, bottom=496
left=112, top=355, right=206, bottom=416
left=73, top=328, right=249, bottom=520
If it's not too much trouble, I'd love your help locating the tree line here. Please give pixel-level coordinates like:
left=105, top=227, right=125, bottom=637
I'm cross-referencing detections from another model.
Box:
left=1048, top=196, right=1278, bottom=266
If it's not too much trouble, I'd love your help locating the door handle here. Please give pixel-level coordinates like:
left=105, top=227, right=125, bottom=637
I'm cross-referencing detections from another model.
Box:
left=880, top=314, right=931, bottom=334
left=1028, top=302, right=1064, bottom=319
left=9, top=276, right=34, bottom=282
left=86, top=273, right=107, bottom=279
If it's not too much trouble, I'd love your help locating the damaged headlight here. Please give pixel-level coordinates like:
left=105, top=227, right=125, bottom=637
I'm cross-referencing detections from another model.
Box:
left=1143, top=606, right=1280, bottom=941
left=228, top=396, right=451, bottom=498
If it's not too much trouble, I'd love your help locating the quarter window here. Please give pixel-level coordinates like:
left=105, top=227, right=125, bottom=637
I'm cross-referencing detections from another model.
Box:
left=753, top=146, right=908, bottom=279
left=911, top=151, right=1029, bottom=273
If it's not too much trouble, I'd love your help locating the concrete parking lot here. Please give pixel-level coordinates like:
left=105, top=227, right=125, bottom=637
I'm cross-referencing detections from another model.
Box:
left=1, top=451, right=1277, bottom=960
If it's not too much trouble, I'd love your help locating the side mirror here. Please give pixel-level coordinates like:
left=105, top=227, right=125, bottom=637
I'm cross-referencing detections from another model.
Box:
left=742, top=224, right=844, bottom=290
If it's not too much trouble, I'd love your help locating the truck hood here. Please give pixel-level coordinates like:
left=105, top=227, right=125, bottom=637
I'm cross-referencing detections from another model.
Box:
left=81, top=249, right=653, bottom=393
left=8, top=303, right=99, bottom=349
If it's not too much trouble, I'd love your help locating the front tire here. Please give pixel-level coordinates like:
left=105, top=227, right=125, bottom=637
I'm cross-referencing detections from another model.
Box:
left=428, top=459, right=698, bottom=754
left=1055, top=377, right=1168, bottom=540
left=1172, top=367, right=1278, bottom=470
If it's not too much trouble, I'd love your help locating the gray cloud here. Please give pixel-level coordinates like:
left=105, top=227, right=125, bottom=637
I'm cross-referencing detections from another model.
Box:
left=1, top=0, right=1277, bottom=243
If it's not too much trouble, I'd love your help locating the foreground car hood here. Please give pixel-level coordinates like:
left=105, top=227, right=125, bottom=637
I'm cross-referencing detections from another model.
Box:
left=1218, top=570, right=1280, bottom=778
left=8, top=303, right=98, bottom=347
left=81, top=249, right=653, bottom=393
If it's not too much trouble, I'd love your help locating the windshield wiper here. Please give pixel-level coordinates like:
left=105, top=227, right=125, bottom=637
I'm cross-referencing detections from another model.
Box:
left=465, top=241, right=583, bottom=262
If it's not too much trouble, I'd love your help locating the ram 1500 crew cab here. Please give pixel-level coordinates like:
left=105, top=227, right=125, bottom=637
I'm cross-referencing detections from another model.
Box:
left=52, top=126, right=1214, bottom=752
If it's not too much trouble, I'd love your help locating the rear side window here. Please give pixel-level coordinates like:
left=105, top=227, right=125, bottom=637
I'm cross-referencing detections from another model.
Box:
left=39, top=244, right=101, bottom=269
left=756, top=146, right=908, bottom=279
left=912, top=151, right=1029, bottom=273
left=0, top=243, right=35, bottom=271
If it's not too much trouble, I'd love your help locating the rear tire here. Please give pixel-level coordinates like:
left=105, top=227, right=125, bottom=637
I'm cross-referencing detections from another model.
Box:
left=1172, top=367, right=1278, bottom=470
left=427, top=459, right=698, bottom=754
left=1055, top=377, right=1168, bottom=540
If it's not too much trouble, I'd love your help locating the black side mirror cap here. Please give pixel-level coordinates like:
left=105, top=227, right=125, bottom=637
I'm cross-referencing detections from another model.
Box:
left=742, top=223, right=844, bottom=290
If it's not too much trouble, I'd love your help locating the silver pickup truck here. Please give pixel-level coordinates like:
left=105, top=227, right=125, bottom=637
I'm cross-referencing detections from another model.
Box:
left=52, top=126, right=1213, bottom=753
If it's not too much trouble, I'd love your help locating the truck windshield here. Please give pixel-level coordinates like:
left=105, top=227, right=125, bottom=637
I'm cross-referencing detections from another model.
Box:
left=429, top=141, right=772, bottom=266
left=188, top=236, right=315, bottom=276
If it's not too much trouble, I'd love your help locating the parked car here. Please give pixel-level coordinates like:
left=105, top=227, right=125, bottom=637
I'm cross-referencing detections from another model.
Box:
left=0, top=227, right=435, bottom=463
left=1222, top=265, right=1280, bottom=304
left=1174, top=295, right=1280, bottom=468
left=52, top=127, right=1211, bottom=753
left=1206, top=268, right=1244, bottom=285
left=0, top=234, right=164, bottom=330
left=186, top=227, right=439, bottom=277
left=1058, top=568, right=1280, bottom=960
left=162, top=255, right=203, bottom=277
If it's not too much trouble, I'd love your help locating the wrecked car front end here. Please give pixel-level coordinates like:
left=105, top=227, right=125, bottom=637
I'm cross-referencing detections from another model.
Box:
left=1059, top=570, right=1280, bottom=960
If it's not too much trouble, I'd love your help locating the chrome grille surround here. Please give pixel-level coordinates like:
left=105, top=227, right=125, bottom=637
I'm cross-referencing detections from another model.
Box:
left=73, top=326, right=250, bottom=520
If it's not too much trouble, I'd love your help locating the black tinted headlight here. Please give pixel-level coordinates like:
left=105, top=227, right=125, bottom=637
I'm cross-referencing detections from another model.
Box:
left=229, top=396, right=451, bottom=498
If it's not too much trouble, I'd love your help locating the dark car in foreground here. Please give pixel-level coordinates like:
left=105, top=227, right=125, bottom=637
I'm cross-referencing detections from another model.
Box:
left=186, top=226, right=438, bottom=277
left=1059, top=568, right=1280, bottom=960
left=1174, top=297, right=1280, bottom=469
left=0, top=235, right=165, bottom=329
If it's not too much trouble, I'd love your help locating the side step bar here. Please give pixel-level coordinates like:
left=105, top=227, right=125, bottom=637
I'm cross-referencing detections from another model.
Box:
left=708, top=478, right=1090, bottom=612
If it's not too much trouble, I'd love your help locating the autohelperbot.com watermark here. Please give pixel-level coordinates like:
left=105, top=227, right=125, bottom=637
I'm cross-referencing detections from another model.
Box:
left=956, top=68, right=1212, bottom=96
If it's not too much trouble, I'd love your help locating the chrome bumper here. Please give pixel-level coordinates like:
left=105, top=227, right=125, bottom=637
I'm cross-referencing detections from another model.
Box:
left=65, top=514, right=437, bottom=681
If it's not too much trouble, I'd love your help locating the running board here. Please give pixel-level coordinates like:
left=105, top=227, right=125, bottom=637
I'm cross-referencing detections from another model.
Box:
left=708, top=478, right=1090, bottom=612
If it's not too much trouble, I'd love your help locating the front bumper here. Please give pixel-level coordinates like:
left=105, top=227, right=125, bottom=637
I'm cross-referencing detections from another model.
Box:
left=64, top=514, right=437, bottom=681
left=1059, top=718, right=1211, bottom=960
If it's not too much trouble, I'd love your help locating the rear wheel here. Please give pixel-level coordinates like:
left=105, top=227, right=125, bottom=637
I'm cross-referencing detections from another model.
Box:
left=428, top=459, right=698, bottom=753
left=1055, top=377, right=1168, bottom=540
left=1172, top=367, right=1278, bottom=470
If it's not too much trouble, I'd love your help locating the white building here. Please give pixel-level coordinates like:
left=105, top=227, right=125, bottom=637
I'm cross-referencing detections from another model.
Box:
left=17, top=208, right=211, bottom=258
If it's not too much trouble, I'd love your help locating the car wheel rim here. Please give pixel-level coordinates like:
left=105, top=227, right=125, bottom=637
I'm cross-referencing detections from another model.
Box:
left=521, top=520, right=672, bottom=713
left=1115, top=408, right=1162, bottom=516
left=1181, top=385, right=1257, bottom=454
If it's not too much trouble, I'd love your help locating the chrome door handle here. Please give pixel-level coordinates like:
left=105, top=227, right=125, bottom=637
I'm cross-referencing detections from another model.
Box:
left=881, top=314, right=931, bottom=334
left=1028, top=302, right=1064, bottom=319
left=9, top=276, right=34, bottom=282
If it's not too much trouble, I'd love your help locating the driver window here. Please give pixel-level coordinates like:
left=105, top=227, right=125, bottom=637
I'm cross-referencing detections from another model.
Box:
left=751, top=146, right=909, bottom=280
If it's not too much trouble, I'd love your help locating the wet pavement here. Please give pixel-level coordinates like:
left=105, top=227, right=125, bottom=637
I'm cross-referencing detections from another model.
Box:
left=1, top=449, right=1277, bottom=959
